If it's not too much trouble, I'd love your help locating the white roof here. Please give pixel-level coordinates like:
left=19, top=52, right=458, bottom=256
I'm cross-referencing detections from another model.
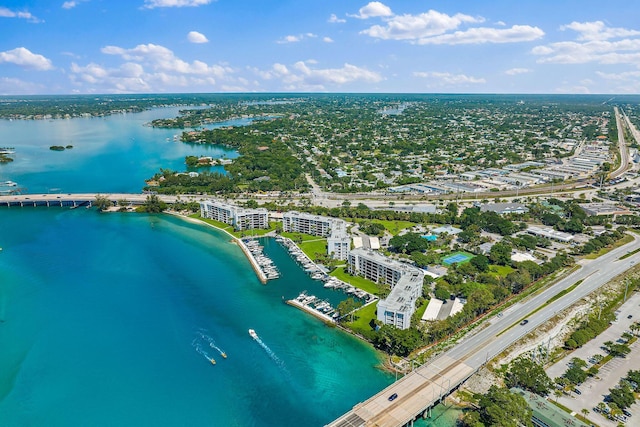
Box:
left=511, top=252, right=537, bottom=263
left=421, top=298, right=443, bottom=321
left=369, top=236, right=380, bottom=250
left=352, top=236, right=363, bottom=248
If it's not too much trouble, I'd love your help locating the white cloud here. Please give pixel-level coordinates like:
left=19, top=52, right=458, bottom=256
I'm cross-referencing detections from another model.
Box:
left=62, top=1, right=89, bottom=9
left=415, top=24, right=543, bottom=45
left=323, top=37, right=334, bottom=43
left=533, top=39, right=640, bottom=64
left=596, top=70, right=640, bottom=80
left=143, top=0, right=213, bottom=9
left=254, top=61, right=383, bottom=91
left=505, top=67, right=531, bottom=75
left=101, top=43, right=229, bottom=77
left=0, top=77, right=44, bottom=95
left=361, top=9, right=482, bottom=40
left=350, top=2, right=393, bottom=19
left=187, top=31, right=209, bottom=44
left=0, top=47, right=53, bottom=70
left=278, top=35, right=301, bottom=44
left=328, top=13, right=346, bottom=24
left=0, top=7, right=41, bottom=23
left=277, top=33, right=317, bottom=44
left=69, top=57, right=235, bottom=93
left=534, top=21, right=640, bottom=65
left=561, top=21, right=640, bottom=41
left=414, top=71, right=486, bottom=86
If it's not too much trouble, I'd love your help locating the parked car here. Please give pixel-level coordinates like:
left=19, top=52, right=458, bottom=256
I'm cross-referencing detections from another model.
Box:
left=388, top=393, right=398, bottom=401
left=574, top=388, right=582, bottom=395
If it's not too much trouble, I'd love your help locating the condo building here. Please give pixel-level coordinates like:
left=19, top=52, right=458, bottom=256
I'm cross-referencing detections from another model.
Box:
left=200, top=200, right=268, bottom=231
left=348, top=248, right=424, bottom=329
left=283, top=211, right=350, bottom=260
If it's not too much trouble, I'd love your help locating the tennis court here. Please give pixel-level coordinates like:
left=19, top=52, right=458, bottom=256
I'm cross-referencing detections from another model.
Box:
left=442, top=252, right=473, bottom=265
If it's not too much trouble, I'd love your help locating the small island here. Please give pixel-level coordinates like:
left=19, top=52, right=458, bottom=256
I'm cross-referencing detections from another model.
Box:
left=49, top=145, right=74, bottom=151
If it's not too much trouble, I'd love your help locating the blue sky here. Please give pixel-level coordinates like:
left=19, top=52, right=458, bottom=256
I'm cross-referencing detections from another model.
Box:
left=1, top=0, right=640, bottom=94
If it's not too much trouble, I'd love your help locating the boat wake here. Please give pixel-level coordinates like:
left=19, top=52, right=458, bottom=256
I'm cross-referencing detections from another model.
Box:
left=199, top=331, right=227, bottom=358
left=191, top=338, right=215, bottom=365
left=193, top=329, right=226, bottom=364
left=250, top=329, right=287, bottom=370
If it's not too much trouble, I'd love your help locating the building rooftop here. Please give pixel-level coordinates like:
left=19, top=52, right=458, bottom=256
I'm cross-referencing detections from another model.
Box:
left=511, top=388, right=589, bottom=427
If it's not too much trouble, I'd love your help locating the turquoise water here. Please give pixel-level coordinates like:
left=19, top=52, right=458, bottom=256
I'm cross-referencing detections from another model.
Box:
left=0, top=108, right=241, bottom=194
left=0, top=105, right=460, bottom=426
left=0, top=210, right=393, bottom=426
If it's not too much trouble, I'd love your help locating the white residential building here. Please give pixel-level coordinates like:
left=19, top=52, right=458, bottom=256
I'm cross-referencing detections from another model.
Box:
left=200, top=200, right=268, bottom=231
left=348, top=248, right=424, bottom=329
left=283, top=211, right=350, bottom=260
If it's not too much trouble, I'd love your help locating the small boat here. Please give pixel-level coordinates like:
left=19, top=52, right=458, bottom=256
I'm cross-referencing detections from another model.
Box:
left=221, top=352, right=227, bottom=359
left=210, top=358, right=216, bottom=365
left=248, top=329, right=258, bottom=339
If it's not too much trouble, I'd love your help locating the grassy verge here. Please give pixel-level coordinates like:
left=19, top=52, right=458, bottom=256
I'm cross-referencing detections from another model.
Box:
left=584, top=234, right=634, bottom=260
left=189, top=215, right=278, bottom=238
left=189, top=214, right=236, bottom=235
left=280, top=231, right=324, bottom=242
left=497, top=277, right=584, bottom=337
left=330, top=267, right=380, bottom=294
left=371, top=219, right=417, bottom=235
left=298, top=238, right=327, bottom=260
left=619, top=247, right=640, bottom=260
left=343, top=302, right=378, bottom=337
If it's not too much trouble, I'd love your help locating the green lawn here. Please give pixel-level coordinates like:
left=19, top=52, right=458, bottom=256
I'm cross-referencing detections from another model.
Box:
left=344, top=302, right=378, bottom=337
left=280, top=231, right=322, bottom=242
left=299, top=238, right=328, bottom=259
left=330, top=267, right=379, bottom=294
left=371, top=219, right=417, bottom=235
left=190, top=215, right=277, bottom=238
left=190, top=214, right=236, bottom=235
left=488, top=265, right=515, bottom=277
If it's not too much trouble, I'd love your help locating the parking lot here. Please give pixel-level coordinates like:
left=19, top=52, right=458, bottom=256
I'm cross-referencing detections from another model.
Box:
left=546, top=292, right=640, bottom=426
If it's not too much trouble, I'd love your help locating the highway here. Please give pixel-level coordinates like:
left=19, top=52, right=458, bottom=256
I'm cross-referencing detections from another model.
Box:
left=611, top=107, right=631, bottom=180
left=327, top=233, right=640, bottom=427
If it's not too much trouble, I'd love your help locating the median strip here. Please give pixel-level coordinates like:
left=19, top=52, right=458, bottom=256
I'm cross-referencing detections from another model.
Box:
left=497, top=279, right=585, bottom=337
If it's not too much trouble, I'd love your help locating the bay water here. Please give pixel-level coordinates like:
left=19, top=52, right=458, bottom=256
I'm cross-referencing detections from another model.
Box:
left=0, top=105, right=460, bottom=426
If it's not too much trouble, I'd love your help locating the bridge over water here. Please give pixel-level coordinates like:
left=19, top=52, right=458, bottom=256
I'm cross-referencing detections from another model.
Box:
left=0, top=193, right=202, bottom=208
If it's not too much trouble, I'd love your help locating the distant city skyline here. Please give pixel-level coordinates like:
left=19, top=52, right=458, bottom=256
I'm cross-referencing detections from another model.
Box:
left=1, top=0, right=639, bottom=94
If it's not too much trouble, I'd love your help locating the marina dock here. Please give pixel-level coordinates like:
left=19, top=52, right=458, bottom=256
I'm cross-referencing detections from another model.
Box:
left=286, top=292, right=336, bottom=324
left=239, top=238, right=280, bottom=283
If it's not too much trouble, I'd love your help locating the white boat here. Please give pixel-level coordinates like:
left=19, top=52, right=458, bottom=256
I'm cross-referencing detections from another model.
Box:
left=248, top=329, right=258, bottom=339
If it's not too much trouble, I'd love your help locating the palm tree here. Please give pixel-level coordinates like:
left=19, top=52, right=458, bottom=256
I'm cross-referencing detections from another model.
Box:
left=581, top=408, right=589, bottom=418
left=554, top=389, right=563, bottom=403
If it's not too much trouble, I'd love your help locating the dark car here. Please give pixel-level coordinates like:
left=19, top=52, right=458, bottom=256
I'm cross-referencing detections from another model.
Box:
left=520, top=319, right=529, bottom=326
left=628, top=315, right=633, bottom=319
left=388, top=393, right=398, bottom=401
left=573, top=388, right=581, bottom=395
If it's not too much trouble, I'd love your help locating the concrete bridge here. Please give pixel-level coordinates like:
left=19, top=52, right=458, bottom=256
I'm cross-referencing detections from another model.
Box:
left=0, top=193, right=205, bottom=208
